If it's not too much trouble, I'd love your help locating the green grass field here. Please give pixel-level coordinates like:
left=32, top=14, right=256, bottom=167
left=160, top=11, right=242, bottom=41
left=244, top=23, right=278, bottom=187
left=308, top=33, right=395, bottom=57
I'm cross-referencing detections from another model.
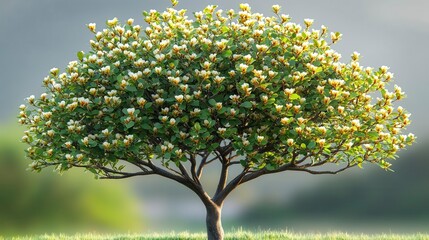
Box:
left=3, top=231, right=429, bottom=240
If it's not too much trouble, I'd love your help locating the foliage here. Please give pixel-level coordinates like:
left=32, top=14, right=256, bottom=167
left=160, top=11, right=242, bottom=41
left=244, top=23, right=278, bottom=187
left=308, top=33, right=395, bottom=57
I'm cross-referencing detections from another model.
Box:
left=0, top=125, right=143, bottom=235
left=4, top=231, right=429, bottom=240
left=19, top=3, right=414, bottom=177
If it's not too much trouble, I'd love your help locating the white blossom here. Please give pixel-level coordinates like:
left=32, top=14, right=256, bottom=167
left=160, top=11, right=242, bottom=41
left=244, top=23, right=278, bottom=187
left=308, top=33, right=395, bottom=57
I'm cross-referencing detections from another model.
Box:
left=272, top=5, right=281, bottom=14
left=175, top=95, right=184, bottom=103
left=127, top=108, right=136, bottom=115
left=351, top=119, right=361, bottom=128
left=169, top=118, right=176, bottom=126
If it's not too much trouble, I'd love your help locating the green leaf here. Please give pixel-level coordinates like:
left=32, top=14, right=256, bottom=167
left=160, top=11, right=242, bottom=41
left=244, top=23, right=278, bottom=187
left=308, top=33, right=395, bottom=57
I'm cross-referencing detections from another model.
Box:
left=222, top=49, right=232, bottom=58
left=77, top=51, right=84, bottom=61
left=368, top=131, right=379, bottom=139
left=89, top=140, right=98, bottom=147
left=290, top=93, right=300, bottom=100
left=116, top=74, right=124, bottom=81
left=323, top=148, right=331, bottom=154
left=354, top=131, right=365, bottom=138
left=125, top=121, right=135, bottom=129
left=240, top=101, right=252, bottom=109
left=181, top=116, right=189, bottom=123
left=190, top=100, right=200, bottom=107
left=88, top=168, right=98, bottom=174
left=210, top=142, right=220, bottom=150
left=194, top=122, right=201, bottom=131
left=221, top=25, right=229, bottom=33
left=126, top=85, right=137, bottom=92
left=350, top=92, right=358, bottom=98
left=240, top=160, right=247, bottom=167
left=93, top=98, right=101, bottom=104
left=144, top=102, right=153, bottom=109
left=208, top=99, right=217, bottom=106
left=307, top=141, right=316, bottom=149
left=266, top=164, right=276, bottom=171
left=228, top=119, right=241, bottom=126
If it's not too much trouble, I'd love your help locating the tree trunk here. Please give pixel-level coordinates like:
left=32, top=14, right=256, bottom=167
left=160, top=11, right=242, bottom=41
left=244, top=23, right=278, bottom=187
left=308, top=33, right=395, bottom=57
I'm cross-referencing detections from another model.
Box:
left=206, top=203, right=224, bottom=240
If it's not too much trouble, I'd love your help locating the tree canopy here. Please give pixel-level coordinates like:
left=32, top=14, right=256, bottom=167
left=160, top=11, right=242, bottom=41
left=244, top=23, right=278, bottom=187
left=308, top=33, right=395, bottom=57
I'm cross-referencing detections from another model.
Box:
left=20, top=3, right=414, bottom=177
left=19, top=2, right=415, bottom=239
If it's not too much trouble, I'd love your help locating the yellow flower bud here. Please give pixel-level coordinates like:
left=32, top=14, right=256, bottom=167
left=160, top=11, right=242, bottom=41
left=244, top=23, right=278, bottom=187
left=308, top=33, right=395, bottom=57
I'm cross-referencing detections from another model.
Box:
left=87, top=23, right=96, bottom=32
left=272, top=4, right=281, bottom=14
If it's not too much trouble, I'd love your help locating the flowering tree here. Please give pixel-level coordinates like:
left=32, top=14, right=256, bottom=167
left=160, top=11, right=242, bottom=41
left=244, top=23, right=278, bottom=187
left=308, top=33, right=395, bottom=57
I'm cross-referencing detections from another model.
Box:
left=19, top=2, right=415, bottom=239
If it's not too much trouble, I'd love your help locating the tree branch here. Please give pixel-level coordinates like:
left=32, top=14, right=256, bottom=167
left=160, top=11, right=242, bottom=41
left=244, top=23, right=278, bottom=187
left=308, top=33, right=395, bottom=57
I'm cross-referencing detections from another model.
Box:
left=196, top=152, right=212, bottom=179
left=226, top=160, right=241, bottom=167
left=206, top=155, right=220, bottom=165
left=125, top=158, right=153, bottom=172
left=211, top=154, right=302, bottom=204
left=212, top=168, right=248, bottom=205
left=134, top=156, right=187, bottom=179
left=189, top=153, right=201, bottom=185
left=76, top=164, right=156, bottom=179
left=145, top=160, right=211, bottom=204
left=297, top=148, right=344, bottom=168
left=288, top=162, right=355, bottom=175
left=240, top=154, right=305, bottom=184
left=214, top=150, right=229, bottom=197
left=99, top=171, right=154, bottom=179
left=178, top=162, right=192, bottom=181
left=219, top=143, right=234, bottom=157
left=164, top=164, right=183, bottom=176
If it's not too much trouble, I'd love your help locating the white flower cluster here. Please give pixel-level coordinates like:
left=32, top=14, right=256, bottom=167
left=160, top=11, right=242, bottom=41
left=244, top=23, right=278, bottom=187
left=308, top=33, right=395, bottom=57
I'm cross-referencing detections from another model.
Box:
left=19, top=2, right=414, bottom=173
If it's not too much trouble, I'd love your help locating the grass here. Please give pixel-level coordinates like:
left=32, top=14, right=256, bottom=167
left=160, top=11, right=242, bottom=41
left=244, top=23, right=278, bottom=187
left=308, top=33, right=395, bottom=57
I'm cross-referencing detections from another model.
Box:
left=2, top=230, right=429, bottom=240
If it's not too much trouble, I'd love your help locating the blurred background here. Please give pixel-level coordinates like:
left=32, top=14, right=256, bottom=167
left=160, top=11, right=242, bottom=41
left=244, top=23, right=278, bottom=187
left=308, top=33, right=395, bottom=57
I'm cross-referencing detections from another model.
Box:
left=1, top=0, right=428, bottom=236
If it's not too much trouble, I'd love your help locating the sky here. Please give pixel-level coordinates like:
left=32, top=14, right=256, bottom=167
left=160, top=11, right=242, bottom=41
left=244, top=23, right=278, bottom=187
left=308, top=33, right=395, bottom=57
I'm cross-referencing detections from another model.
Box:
left=1, top=0, right=429, bottom=233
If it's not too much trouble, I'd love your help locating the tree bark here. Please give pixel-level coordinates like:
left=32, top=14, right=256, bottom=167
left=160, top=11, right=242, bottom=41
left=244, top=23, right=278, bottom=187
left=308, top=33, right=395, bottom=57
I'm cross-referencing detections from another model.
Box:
left=206, top=202, right=224, bottom=240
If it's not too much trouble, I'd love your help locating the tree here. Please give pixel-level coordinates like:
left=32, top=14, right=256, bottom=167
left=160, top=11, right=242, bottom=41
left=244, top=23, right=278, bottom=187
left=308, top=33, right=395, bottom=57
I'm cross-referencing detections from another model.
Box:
left=19, top=2, right=415, bottom=239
